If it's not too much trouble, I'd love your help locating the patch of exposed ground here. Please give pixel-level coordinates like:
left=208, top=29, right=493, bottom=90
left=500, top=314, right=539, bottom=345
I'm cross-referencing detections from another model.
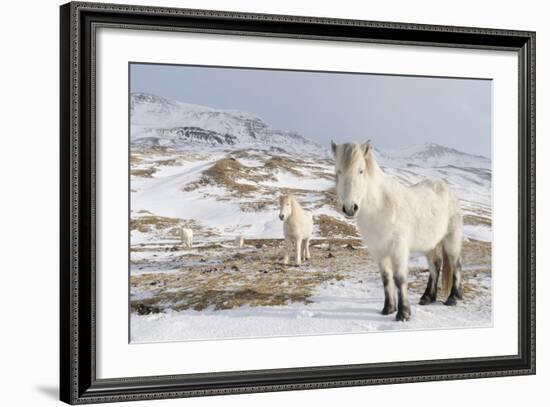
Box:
left=130, top=212, right=216, bottom=240
left=130, top=238, right=491, bottom=315
left=130, top=240, right=367, bottom=314
left=131, top=145, right=175, bottom=156
left=130, top=153, right=147, bottom=164
left=130, top=213, right=182, bottom=233
left=130, top=148, right=209, bottom=179
left=461, top=238, right=492, bottom=265
left=314, top=187, right=339, bottom=210
left=238, top=200, right=276, bottom=212
left=463, top=214, right=492, bottom=226
left=264, top=155, right=304, bottom=176
left=315, top=214, right=359, bottom=238
left=184, top=157, right=268, bottom=195
left=131, top=167, right=157, bottom=178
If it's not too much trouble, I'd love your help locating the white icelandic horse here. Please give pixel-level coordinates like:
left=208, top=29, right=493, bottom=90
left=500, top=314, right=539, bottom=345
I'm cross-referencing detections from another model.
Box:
left=234, top=235, right=244, bottom=248
left=278, top=194, right=314, bottom=265
left=331, top=141, right=463, bottom=321
left=180, top=227, right=193, bottom=248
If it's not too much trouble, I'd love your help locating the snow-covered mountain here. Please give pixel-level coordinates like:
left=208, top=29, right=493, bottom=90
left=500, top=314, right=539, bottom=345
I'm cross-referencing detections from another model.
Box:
left=130, top=93, right=325, bottom=155
left=376, top=143, right=491, bottom=169
left=131, top=92, right=490, bottom=170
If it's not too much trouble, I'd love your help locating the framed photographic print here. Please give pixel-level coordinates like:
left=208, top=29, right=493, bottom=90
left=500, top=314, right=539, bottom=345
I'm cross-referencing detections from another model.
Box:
left=60, top=1, right=536, bottom=404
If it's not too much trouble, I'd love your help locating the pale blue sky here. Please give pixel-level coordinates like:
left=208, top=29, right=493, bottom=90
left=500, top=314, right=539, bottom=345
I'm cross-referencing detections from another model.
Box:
left=130, top=63, right=492, bottom=157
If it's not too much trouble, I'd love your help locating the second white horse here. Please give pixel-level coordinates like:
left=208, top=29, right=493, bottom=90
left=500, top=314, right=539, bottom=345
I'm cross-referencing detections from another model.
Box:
left=279, top=194, right=313, bottom=265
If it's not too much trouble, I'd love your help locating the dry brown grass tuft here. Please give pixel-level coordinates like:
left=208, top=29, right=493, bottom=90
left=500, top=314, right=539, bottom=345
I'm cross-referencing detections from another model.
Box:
left=461, top=239, right=492, bottom=264
left=130, top=153, right=146, bottom=164
left=130, top=214, right=181, bottom=233
left=154, top=158, right=180, bottom=166
left=264, top=155, right=303, bottom=176
left=184, top=157, right=260, bottom=195
left=134, top=145, right=173, bottom=155
left=131, top=167, right=157, bottom=178
left=239, top=201, right=274, bottom=212
left=463, top=214, right=492, bottom=226
left=315, top=214, right=358, bottom=238
left=313, top=188, right=339, bottom=210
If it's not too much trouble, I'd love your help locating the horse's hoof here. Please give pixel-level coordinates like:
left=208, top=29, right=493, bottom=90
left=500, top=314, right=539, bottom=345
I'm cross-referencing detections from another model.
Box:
left=381, top=305, right=396, bottom=315
left=444, top=296, right=457, bottom=306
left=419, top=295, right=435, bottom=305
left=395, top=311, right=411, bottom=321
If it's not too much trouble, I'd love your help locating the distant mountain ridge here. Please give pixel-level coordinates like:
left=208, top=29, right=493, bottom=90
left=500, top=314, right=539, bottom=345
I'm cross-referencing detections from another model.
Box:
left=130, top=92, right=325, bottom=154
left=376, top=142, right=490, bottom=169
left=130, top=92, right=490, bottom=168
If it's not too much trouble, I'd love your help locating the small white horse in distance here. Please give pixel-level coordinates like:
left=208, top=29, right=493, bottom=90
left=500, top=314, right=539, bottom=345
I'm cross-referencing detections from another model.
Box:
left=278, top=194, right=313, bottom=265
left=234, top=235, right=244, bottom=248
left=180, top=227, right=193, bottom=248
left=331, top=141, right=463, bottom=321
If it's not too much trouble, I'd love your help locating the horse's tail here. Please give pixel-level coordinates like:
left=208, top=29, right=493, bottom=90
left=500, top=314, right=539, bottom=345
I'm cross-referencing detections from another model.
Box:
left=440, top=245, right=453, bottom=300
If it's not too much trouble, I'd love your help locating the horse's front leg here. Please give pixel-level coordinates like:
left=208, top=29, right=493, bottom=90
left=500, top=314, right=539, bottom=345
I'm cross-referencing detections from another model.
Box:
left=295, top=238, right=303, bottom=265
left=303, top=238, right=311, bottom=261
left=283, top=237, right=292, bottom=265
left=392, top=247, right=411, bottom=321
left=379, top=256, right=396, bottom=315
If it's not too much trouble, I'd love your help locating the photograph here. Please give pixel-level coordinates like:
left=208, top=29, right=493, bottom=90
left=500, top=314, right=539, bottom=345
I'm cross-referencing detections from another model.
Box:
left=129, top=63, right=493, bottom=342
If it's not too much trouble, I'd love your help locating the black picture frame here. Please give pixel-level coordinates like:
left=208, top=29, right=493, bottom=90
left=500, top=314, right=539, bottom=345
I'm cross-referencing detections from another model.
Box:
left=60, top=1, right=536, bottom=404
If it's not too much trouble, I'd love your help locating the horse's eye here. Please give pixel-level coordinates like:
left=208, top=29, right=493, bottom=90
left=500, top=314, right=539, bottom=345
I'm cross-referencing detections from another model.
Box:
left=359, top=169, right=364, bottom=174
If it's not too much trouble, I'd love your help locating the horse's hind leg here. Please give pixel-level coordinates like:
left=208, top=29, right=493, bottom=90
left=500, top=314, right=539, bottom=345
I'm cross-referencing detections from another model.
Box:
left=443, top=255, right=463, bottom=306
left=442, top=221, right=463, bottom=306
left=419, top=248, right=442, bottom=305
left=379, top=256, right=396, bottom=315
left=300, top=240, right=306, bottom=262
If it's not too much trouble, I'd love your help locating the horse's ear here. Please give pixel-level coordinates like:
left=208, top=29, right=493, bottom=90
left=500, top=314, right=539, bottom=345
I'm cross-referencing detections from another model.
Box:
left=363, top=140, right=376, bottom=173
left=362, top=140, right=372, bottom=158
left=331, top=140, right=338, bottom=156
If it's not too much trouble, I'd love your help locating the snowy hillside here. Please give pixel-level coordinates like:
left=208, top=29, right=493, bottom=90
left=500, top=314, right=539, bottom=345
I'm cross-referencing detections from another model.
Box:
left=131, top=92, right=326, bottom=155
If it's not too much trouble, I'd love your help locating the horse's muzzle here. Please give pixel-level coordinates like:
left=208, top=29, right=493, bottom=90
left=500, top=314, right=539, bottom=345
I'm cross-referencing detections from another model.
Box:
left=342, top=204, right=359, bottom=217
left=279, top=214, right=285, bottom=221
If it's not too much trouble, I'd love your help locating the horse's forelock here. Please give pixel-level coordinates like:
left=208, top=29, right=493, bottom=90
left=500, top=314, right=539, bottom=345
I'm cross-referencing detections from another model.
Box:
left=338, top=143, right=365, bottom=171
left=280, top=194, right=292, bottom=205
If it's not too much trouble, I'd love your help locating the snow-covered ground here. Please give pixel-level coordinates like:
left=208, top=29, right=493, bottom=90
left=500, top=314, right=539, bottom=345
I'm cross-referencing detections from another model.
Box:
left=131, top=253, right=491, bottom=342
left=129, top=93, right=493, bottom=342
